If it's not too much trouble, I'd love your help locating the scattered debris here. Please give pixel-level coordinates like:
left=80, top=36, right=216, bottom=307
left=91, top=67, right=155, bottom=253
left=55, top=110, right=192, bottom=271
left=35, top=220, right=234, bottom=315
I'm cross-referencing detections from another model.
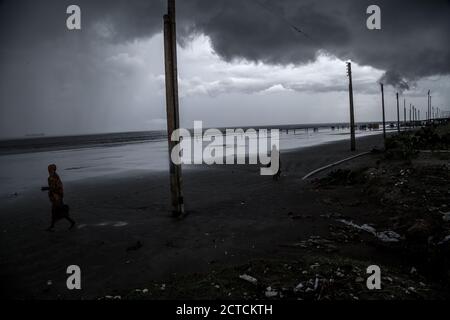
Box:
left=265, top=286, right=278, bottom=298
left=339, top=220, right=401, bottom=242
left=239, top=274, right=258, bottom=285
left=442, top=212, right=450, bottom=222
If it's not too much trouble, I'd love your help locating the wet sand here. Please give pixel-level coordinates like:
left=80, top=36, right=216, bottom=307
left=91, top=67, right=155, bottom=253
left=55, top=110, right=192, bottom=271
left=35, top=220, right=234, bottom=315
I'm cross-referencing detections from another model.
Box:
left=1, top=133, right=388, bottom=299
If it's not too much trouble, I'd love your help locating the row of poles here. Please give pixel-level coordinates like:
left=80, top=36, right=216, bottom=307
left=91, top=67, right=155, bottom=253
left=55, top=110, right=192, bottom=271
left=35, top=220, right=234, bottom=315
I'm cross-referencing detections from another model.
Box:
left=346, top=61, right=444, bottom=152
left=163, top=0, right=446, bottom=216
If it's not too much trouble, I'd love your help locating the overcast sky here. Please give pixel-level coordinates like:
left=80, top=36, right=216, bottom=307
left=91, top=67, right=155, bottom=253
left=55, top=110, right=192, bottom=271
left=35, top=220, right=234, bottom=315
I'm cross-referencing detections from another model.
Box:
left=0, top=0, right=449, bottom=138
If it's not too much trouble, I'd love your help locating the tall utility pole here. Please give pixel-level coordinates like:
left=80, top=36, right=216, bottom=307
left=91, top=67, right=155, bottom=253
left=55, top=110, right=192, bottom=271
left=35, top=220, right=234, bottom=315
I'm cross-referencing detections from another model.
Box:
left=430, top=94, right=432, bottom=121
left=409, top=103, right=412, bottom=128
left=347, top=62, right=355, bottom=151
left=403, top=99, right=407, bottom=130
left=396, top=93, right=400, bottom=133
left=414, top=106, right=417, bottom=127
left=380, top=83, right=386, bottom=143
left=163, top=0, right=184, bottom=216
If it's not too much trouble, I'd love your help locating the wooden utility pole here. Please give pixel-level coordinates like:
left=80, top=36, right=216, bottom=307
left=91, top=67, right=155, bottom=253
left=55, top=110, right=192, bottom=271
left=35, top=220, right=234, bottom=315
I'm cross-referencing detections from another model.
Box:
left=396, top=93, right=400, bottom=133
left=347, top=62, right=356, bottom=151
left=163, top=0, right=184, bottom=216
left=380, top=83, right=386, bottom=143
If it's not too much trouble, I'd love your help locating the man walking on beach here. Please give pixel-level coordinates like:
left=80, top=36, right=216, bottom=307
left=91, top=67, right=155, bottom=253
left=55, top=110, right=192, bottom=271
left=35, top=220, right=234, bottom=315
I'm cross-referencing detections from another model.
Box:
left=44, top=164, right=75, bottom=231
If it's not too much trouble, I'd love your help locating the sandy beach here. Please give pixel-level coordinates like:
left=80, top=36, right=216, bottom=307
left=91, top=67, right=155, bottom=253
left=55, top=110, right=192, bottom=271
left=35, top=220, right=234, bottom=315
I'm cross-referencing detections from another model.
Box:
left=1, top=127, right=449, bottom=300
left=0, top=132, right=384, bottom=298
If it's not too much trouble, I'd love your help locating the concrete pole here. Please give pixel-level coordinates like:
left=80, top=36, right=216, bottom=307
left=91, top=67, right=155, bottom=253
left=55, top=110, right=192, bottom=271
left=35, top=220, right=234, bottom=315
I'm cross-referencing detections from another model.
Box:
left=396, top=93, right=400, bottom=133
left=347, top=62, right=355, bottom=151
left=380, top=83, right=386, bottom=143
left=409, top=104, right=412, bottom=128
left=163, top=0, right=184, bottom=216
left=403, top=99, right=406, bottom=131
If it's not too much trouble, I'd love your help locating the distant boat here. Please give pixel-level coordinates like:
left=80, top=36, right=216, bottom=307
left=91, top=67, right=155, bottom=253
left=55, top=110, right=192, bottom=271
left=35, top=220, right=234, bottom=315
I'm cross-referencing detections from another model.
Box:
left=25, top=133, right=45, bottom=137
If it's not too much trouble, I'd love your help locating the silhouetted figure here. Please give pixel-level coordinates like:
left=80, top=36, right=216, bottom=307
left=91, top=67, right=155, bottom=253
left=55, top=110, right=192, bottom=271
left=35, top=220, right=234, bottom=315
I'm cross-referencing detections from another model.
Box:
left=44, top=164, right=75, bottom=231
left=270, top=145, right=281, bottom=181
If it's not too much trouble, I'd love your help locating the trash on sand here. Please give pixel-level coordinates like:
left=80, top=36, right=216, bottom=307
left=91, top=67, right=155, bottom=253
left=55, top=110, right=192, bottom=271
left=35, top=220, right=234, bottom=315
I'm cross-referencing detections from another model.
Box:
left=376, top=231, right=401, bottom=242
left=438, top=235, right=450, bottom=245
left=294, top=282, right=304, bottom=292
left=338, top=220, right=376, bottom=233
left=313, top=277, right=320, bottom=291
left=339, top=219, right=401, bottom=242
left=310, top=263, right=320, bottom=269
left=442, top=212, right=450, bottom=222
left=239, top=274, right=258, bottom=285
left=265, top=287, right=278, bottom=298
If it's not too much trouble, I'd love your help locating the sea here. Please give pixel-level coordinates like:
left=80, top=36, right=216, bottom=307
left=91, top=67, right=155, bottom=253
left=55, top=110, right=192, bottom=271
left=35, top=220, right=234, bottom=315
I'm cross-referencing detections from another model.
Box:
left=0, top=122, right=395, bottom=197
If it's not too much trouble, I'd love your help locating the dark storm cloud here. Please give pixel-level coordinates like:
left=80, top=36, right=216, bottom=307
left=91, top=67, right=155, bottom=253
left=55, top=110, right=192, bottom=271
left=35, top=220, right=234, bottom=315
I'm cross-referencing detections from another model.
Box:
left=178, top=0, right=450, bottom=90
left=379, top=70, right=410, bottom=92
left=1, top=0, right=448, bottom=85
left=1, top=0, right=449, bottom=137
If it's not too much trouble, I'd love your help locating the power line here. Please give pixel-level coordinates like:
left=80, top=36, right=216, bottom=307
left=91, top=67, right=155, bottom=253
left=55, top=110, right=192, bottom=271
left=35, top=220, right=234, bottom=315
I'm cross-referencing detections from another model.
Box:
left=251, top=0, right=312, bottom=40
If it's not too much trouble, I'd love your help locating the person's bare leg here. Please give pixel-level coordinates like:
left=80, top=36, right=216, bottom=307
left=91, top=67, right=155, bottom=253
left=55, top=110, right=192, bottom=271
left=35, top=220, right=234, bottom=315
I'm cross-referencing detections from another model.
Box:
left=66, top=217, right=76, bottom=229
left=46, top=206, right=56, bottom=231
left=46, top=219, right=56, bottom=232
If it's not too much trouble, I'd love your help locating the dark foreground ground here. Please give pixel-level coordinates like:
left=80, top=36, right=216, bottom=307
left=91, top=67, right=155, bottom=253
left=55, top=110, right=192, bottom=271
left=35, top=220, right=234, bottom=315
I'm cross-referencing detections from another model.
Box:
left=1, top=124, right=449, bottom=300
